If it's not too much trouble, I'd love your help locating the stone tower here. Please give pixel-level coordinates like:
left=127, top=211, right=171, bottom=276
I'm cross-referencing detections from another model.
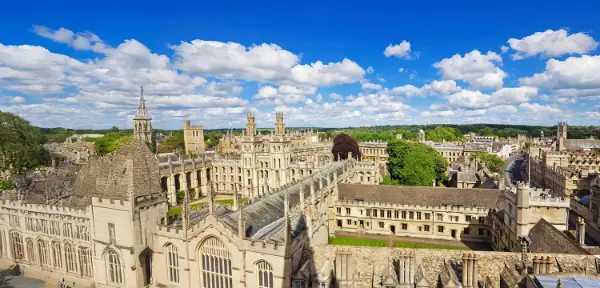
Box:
left=133, top=86, right=153, bottom=146
left=183, top=120, right=205, bottom=155
left=246, top=112, right=256, bottom=137
left=556, top=122, right=568, bottom=151
left=418, top=129, right=425, bottom=143
left=274, top=111, right=286, bottom=136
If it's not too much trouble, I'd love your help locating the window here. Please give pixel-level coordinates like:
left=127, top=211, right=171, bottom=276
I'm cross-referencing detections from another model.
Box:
left=387, top=211, right=391, bottom=218
left=346, top=208, right=351, bottom=215
left=10, top=232, right=23, bottom=260
left=199, top=237, right=233, bottom=288
left=108, top=223, right=116, bottom=245
left=479, top=217, right=485, bottom=224
left=401, top=211, right=406, bottom=219
left=479, top=228, right=485, bottom=236
left=437, top=214, right=443, bottom=221
left=424, top=225, right=430, bottom=232
left=394, top=211, right=399, bottom=219
left=292, top=280, right=306, bottom=288
left=106, top=250, right=122, bottom=284
left=25, top=218, right=35, bottom=231
left=65, top=243, right=76, bottom=273
left=416, top=212, right=421, bottom=220
left=52, top=241, right=62, bottom=268
left=380, top=210, right=384, bottom=218
left=373, top=209, right=377, bottom=217
left=401, top=224, right=408, bottom=230
left=465, top=215, right=472, bottom=222
left=409, top=211, right=414, bottom=220
left=26, top=238, right=34, bottom=263
left=437, top=226, right=445, bottom=233
left=76, top=225, right=90, bottom=241
left=463, top=228, right=470, bottom=235
left=9, top=215, right=19, bottom=228
left=346, top=219, right=351, bottom=226
left=166, top=244, right=179, bottom=283
left=337, top=220, right=342, bottom=227
left=378, top=222, right=384, bottom=229
left=336, top=208, right=341, bottom=214
left=256, top=261, right=274, bottom=288
left=63, top=223, right=72, bottom=238
left=50, top=221, right=60, bottom=236
left=424, top=213, right=430, bottom=220
left=38, top=240, right=50, bottom=267
left=366, top=210, right=370, bottom=217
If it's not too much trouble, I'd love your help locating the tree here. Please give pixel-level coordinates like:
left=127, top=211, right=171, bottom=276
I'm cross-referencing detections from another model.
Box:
left=157, top=133, right=185, bottom=153
left=384, top=140, right=448, bottom=186
left=110, top=126, right=120, bottom=132
left=331, top=133, right=361, bottom=161
left=425, top=126, right=462, bottom=142
left=472, top=152, right=505, bottom=174
left=0, top=112, right=49, bottom=174
left=84, top=132, right=132, bottom=155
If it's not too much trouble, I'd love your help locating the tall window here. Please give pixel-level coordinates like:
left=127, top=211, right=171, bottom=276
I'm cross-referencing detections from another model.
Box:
left=63, top=223, right=73, bottom=238
left=10, top=232, right=23, bottom=260
left=52, top=241, right=62, bottom=268
left=26, top=238, right=35, bottom=263
left=79, top=247, right=93, bottom=277
left=0, top=230, right=5, bottom=257
left=166, top=244, right=179, bottom=283
left=106, top=250, right=122, bottom=284
left=65, top=243, right=76, bottom=273
left=38, top=239, right=50, bottom=267
left=76, top=225, right=90, bottom=241
left=256, top=261, right=274, bottom=288
left=199, top=237, right=232, bottom=288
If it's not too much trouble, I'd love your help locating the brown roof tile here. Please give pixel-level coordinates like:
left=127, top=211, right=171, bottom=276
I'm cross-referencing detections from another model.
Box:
left=528, top=218, right=590, bottom=255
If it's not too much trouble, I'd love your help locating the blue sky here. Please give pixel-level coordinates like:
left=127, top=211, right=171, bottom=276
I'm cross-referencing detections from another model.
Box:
left=1, top=0, right=600, bottom=129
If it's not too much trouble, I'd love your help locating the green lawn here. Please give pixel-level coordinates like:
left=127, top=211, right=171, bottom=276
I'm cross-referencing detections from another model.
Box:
left=167, top=199, right=246, bottom=217
left=393, top=241, right=470, bottom=250
left=328, top=236, right=387, bottom=247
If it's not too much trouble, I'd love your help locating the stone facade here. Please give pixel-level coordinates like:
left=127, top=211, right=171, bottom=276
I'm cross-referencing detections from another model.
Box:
left=183, top=119, right=206, bottom=155
left=132, top=87, right=153, bottom=146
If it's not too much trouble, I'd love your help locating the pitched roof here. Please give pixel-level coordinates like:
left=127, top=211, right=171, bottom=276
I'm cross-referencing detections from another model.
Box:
left=528, top=219, right=590, bottom=255
left=338, top=184, right=501, bottom=208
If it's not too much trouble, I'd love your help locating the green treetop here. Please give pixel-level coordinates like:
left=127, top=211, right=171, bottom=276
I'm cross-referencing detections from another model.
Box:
left=383, top=140, right=448, bottom=186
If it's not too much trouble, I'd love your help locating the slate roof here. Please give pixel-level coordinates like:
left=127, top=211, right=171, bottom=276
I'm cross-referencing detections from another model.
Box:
left=338, top=184, right=501, bottom=208
left=528, top=219, right=590, bottom=255
left=220, top=161, right=345, bottom=239
left=564, top=139, right=600, bottom=150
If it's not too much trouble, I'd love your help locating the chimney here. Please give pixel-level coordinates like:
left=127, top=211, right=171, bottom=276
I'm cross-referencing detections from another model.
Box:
left=576, top=217, right=586, bottom=246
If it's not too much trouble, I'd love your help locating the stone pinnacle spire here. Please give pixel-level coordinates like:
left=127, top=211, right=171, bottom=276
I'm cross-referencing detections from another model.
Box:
left=135, top=86, right=150, bottom=120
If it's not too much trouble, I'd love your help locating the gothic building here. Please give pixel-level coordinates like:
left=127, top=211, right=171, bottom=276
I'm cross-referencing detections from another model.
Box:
left=132, top=86, right=153, bottom=147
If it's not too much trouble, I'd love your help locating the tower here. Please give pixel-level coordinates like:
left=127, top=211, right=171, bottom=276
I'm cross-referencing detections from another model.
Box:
left=245, top=112, right=256, bottom=137
left=274, top=111, right=286, bottom=136
left=133, top=86, right=153, bottom=146
left=183, top=120, right=205, bottom=155
left=556, top=122, right=568, bottom=151
left=418, top=129, right=425, bottom=143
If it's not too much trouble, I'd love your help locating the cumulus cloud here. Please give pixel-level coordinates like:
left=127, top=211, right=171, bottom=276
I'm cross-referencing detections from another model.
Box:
left=253, top=85, right=316, bottom=106
left=328, top=93, right=343, bottom=100
left=519, top=55, right=600, bottom=90
left=507, top=29, right=598, bottom=60
left=32, top=25, right=109, bottom=53
left=391, top=80, right=461, bottom=97
left=433, top=50, right=507, bottom=89
left=519, top=102, right=561, bottom=113
left=384, top=41, right=414, bottom=59
left=362, top=82, right=382, bottom=90
left=366, top=66, right=374, bottom=74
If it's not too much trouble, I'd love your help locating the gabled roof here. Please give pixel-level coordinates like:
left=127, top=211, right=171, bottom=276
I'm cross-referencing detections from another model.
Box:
left=528, top=219, right=590, bottom=255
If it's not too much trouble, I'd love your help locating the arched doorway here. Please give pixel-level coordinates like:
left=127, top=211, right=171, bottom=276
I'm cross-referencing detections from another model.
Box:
left=174, top=174, right=181, bottom=191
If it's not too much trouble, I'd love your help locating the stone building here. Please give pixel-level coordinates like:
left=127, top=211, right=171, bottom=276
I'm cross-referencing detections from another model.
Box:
left=556, top=122, right=600, bottom=152
left=132, top=87, right=153, bottom=147
left=183, top=120, right=206, bottom=155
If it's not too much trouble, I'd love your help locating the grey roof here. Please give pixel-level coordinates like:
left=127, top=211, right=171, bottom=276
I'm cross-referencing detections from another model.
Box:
left=220, top=161, right=345, bottom=238
left=534, top=275, right=600, bottom=288
left=457, top=171, right=478, bottom=183
left=338, top=184, right=501, bottom=208
left=251, top=214, right=306, bottom=242
left=564, top=139, right=600, bottom=150
left=528, top=219, right=590, bottom=255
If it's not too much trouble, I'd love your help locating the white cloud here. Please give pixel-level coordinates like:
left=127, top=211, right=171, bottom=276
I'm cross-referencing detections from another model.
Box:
left=488, top=105, right=518, bottom=114
left=519, top=102, right=561, bottom=113
left=445, top=90, right=491, bottom=109
left=289, top=58, right=365, bottom=86
left=507, top=29, right=598, bottom=60
left=391, top=80, right=461, bottom=97
left=362, top=82, right=382, bottom=90
left=253, top=85, right=316, bottom=106
left=329, top=93, right=343, bottom=100
left=366, top=66, right=374, bottom=74
left=384, top=41, right=414, bottom=59
left=519, top=55, right=600, bottom=90
left=500, top=45, right=509, bottom=53
left=376, top=76, right=386, bottom=82
left=10, top=96, right=24, bottom=103
left=398, top=68, right=405, bottom=72
left=32, top=26, right=109, bottom=53
left=433, top=50, right=507, bottom=89
left=491, top=86, right=538, bottom=105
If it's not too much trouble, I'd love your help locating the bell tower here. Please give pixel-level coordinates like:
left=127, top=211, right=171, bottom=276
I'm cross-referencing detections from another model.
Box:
left=133, top=86, right=153, bottom=146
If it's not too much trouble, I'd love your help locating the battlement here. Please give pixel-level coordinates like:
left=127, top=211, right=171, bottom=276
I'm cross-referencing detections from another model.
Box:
left=183, top=120, right=204, bottom=129
left=0, top=200, right=90, bottom=216
left=92, top=197, right=131, bottom=209
left=507, top=183, right=570, bottom=207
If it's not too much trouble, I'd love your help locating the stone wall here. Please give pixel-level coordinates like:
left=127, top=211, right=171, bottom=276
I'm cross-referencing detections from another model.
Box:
left=311, top=244, right=598, bottom=287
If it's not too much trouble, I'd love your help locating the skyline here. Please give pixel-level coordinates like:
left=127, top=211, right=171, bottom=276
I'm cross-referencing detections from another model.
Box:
left=1, top=0, right=600, bottom=129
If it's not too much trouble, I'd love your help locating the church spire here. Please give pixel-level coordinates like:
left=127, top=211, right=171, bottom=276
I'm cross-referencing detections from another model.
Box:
left=133, top=86, right=153, bottom=146
left=135, top=86, right=150, bottom=119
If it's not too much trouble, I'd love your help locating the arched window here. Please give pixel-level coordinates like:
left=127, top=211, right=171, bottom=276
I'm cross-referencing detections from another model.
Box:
left=106, top=250, right=122, bottom=284
left=65, top=243, right=76, bottom=273
left=37, top=239, right=50, bottom=267
left=166, top=244, right=179, bottom=283
left=10, top=232, right=23, bottom=260
left=52, top=241, right=62, bottom=268
left=199, top=237, right=232, bottom=288
left=25, top=238, right=35, bottom=263
left=256, top=261, right=274, bottom=288
left=78, top=247, right=93, bottom=277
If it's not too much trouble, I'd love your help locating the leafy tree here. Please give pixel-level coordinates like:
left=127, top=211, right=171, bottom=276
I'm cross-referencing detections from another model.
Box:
left=0, top=180, right=13, bottom=191
left=176, top=190, right=185, bottom=204
left=157, top=133, right=185, bottom=153
left=0, top=112, right=50, bottom=174
left=384, top=140, right=448, bottom=186
left=204, top=131, right=223, bottom=148
left=110, top=126, right=120, bottom=132
left=472, top=152, right=505, bottom=174
left=84, top=132, right=132, bottom=155
left=331, top=133, right=361, bottom=161
left=425, top=126, right=463, bottom=142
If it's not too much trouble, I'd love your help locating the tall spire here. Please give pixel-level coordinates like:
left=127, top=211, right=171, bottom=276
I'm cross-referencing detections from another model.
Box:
left=135, top=86, right=150, bottom=119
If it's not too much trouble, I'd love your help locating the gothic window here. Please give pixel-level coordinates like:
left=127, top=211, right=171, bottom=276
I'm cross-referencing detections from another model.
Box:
left=256, top=261, right=274, bottom=288
left=10, top=232, right=23, bottom=260
left=52, top=241, right=62, bottom=268
left=38, top=239, right=50, bottom=267
left=199, top=237, right=232, bottom=288
left=63, top=223, right=72, bottom=238
left=79, top=246, right=93, bottom=277
left=292, top=280, right=306, bottom=288
left=65, top=243, right=76, bottom=273
left=166, top=244, right=179, bottom=283
left=26, top=238, right=34, bottom=263
left=106, top=250, right=122, bottom=284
